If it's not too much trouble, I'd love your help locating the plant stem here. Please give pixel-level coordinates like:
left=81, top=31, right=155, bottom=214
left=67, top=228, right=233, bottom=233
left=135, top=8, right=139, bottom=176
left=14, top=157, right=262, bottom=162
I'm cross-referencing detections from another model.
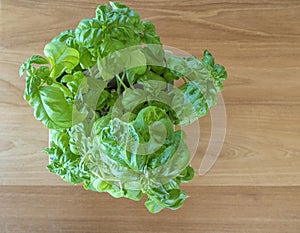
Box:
left=117, top=76, right=121, bottom=95
left=116, top=73, right=127, bottom=90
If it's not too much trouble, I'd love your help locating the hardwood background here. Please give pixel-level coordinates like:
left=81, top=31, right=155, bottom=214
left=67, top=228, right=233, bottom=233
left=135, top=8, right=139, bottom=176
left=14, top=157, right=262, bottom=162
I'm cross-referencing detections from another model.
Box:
left=0, top=0, right=299, bottom=232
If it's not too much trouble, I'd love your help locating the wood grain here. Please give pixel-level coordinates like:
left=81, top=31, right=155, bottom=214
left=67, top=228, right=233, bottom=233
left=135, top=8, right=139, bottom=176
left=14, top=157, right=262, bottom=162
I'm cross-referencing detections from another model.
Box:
left=0, top=186, right=299, bottom=233
left=0, top=0, right=300, bottom=232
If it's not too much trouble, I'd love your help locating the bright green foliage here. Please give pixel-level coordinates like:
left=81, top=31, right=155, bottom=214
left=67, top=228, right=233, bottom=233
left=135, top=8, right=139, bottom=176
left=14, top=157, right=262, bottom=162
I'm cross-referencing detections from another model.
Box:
left=20, top=2, right=227, bottom=213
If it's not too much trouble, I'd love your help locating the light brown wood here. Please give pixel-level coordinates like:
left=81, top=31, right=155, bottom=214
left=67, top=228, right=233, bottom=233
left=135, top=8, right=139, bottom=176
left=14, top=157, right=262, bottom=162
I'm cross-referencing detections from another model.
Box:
left=0, top=0, right=299, bottom=232
left=0, top=186, right=299, bottom=233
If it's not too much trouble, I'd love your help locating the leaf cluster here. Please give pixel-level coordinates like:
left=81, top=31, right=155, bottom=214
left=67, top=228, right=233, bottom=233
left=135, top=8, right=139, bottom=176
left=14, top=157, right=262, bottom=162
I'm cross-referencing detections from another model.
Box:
left=20, top=2, right=226, bottom=213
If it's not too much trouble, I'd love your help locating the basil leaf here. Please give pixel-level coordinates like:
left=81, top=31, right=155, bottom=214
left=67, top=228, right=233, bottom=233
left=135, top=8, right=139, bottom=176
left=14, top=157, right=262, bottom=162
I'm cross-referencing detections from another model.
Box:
left=28, top=85, right=75, bottom=129
left=95, top=4, right=112, bottom=21
left=19, top=55, right=49, bottom=77
left=145, top=197, right=165, bottom=213
left=44, top=41, right=79, bottom=78
left=202, top=50, right=227, bottom=91
left=75, top=18, right=104, bottom=48
left=121, top=88, right=147, bottom=112
left=52, top=30, right=75, bottom=43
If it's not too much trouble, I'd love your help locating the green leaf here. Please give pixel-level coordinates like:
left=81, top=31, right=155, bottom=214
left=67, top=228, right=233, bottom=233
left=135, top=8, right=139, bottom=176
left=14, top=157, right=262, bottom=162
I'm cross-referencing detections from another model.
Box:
left=124, top=49, right=147, bottom=75
left=138, top=71, right=167, bottom=96
left=95, top=4, right=112, bottom=21
left=75, top=18, right=104, bottom=48
left=133, top=106, right=174, bottom=155
left=28, top=55, right=49, bottom=65
left=46, top=130, right=89, bottom=184
left=19, top=55, right=49, bottom=77
left=180, top=81, right=209, bottom=118
left=29, top=85, right=76, bottom=129
left=52, top=30, right=75, bottom=43
left=44, top=41, right=79, bottom=78
left=142, top=21, right=161, bottom=44
left=148, top=130, right=190, bottom=183
left=145, top=197, right=165, bottom=213
left=92, top=115, right=111, bottom=136
left=49, top=130, right=70, bottom=153
left=36, top=66, right=51, bottom=79
left=180, top=165, right=194, bottom=182
left=202, top=50, right=227, bottom=91
left=78, top=46, right=96, bottom=69
left=24, top=75, right=41, bottom=102
left=61, top=71, right=85, bottom=95
left=121, top=88, right=147, bottom=112
left=124, top=189, right=143, bottom=201
left=142, top=44, right=165, bottom=67
left=167, top=51, right=226, bottom=125
left=110, top=118, right=140, bottom=155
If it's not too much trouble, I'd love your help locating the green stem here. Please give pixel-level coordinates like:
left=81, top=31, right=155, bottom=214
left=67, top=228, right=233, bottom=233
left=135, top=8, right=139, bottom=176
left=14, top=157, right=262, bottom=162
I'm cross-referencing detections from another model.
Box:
left=116, top=73, right=127, bottom=90
left=117, top=76, right=121, bottom=95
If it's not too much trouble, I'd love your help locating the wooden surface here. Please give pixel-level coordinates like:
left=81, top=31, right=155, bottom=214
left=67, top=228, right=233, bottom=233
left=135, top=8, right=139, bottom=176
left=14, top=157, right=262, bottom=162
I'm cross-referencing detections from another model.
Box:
left=0, top=0, right=299, bottom=232
left=1, top=186, right=299, bottom=233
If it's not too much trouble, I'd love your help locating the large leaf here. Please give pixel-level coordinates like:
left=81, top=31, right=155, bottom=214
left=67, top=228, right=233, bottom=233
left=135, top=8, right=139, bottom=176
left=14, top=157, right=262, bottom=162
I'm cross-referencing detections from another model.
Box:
left=29, top=85, right=76, bottom=129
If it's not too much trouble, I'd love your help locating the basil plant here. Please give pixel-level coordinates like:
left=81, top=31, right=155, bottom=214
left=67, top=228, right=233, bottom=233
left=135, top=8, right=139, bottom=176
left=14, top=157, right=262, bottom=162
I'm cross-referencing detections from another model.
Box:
left=20, top=2, right=227, bottom=213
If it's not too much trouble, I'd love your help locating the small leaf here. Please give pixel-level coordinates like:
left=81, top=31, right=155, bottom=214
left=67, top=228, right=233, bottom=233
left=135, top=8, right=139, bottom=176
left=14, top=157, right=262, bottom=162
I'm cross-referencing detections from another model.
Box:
left=29, top=55, right=49, bottom=64
left=19, top=55, right=48, bottom=77
left=145, top=197, right=165, bottom=213
left=52, top=30, right=75, bottom=43
left=96, top=4, right=112, bottom=21
left=44, top=41, right=79, bottom=78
